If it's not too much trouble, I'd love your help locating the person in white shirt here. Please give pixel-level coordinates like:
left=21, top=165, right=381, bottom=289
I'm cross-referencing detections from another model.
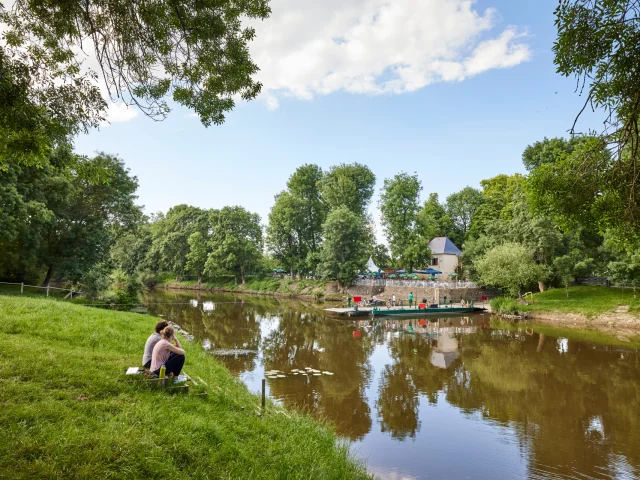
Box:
left=142, top=321, right=169, bottom=368
left=392, top=295, right=397, bottom=306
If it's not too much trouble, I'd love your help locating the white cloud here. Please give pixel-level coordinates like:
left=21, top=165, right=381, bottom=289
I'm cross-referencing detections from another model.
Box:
left=265, top=95, right=280, bottom=110
left=249, top=0, right=531, bottom=106
left=101, top=102, right=138, bottom=125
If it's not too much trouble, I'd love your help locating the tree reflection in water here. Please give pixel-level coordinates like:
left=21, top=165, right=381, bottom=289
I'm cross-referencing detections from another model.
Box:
left=143, top=291, right=640, bottom=479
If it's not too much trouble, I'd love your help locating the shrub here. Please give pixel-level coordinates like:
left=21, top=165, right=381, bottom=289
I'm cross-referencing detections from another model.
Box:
left=138, top=270, right=160, bottom=288
left=490, top=296, right=520, bottom=315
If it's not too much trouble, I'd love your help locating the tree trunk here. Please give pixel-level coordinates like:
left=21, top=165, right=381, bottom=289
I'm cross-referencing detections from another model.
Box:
left=241, top=266, right=246, bottom=285
left=537, top=333, right=546, bottom=353
left=538, top=281, right=546, bottom=292
left=565, top=283, right=569, bottom=297
left=42, top=265, right=54, bottom=287
left=197, top=275, right=202, bottom=287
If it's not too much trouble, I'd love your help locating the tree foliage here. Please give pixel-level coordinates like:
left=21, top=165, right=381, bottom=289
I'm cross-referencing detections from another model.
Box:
left=320, top=163, right=375, bottom=216
left=370, top=244, right=391, bottom=269
left=147, top=205, right=210, bottom=279
left=554, top=0, right=640, bottom=227
left=0, top=150, right=141, bottom=286
left=416, top=193, right=457, bottom=243
left=1, top=0, right=271, bottom=131
left=205, top=206, right=263, bottom=284
left=318, top=207, right=370, bottom=288
left=445, top=187, right=484, bottom=241
left=475, top=243, right=549, bottom=297
left=266, top=192, right=306, bottom=276
left=379, top=172, right=422, bottom=263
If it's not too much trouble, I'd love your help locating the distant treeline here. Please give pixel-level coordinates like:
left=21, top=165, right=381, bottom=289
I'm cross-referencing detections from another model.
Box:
left=2, top=137, right=639, bottom=298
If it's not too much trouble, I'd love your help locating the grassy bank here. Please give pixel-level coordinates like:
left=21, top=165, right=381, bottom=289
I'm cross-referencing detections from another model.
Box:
left=0, top=296, right=370, bottom=479
left=491, top=286, right=640, bottom=318
left=156, top=276, right=343, bottom=299
left=528, top=286, right=640, bottom=316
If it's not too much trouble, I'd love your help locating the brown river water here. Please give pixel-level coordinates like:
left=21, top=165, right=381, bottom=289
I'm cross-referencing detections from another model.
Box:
left=143, top=289, right=640, bottom=480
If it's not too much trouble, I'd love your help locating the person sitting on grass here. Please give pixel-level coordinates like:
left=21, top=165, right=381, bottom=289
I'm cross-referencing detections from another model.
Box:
left=142, top=321, right=169, bottom=369
left=150, top=326, right=185, bottom=377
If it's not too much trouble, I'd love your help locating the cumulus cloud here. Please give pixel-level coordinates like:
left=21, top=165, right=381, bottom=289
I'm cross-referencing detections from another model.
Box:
left=249, top=0, right=531, bottom=105
left=101, top=102, right=138, bottom=125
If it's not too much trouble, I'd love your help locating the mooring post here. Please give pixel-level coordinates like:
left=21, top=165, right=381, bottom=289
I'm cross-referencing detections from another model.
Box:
left=261, top=378, right=266, bottom=410
left=20, top=282, right=24, bottom=294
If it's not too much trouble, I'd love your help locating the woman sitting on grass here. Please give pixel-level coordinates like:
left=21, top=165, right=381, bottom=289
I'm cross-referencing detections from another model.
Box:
left=142, top=321, right=169, bottom=369
left=150, top=326, right=185, bottom=377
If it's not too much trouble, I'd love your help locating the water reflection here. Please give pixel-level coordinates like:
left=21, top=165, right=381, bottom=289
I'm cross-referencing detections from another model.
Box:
left=144, top=290, right=640, bottom=480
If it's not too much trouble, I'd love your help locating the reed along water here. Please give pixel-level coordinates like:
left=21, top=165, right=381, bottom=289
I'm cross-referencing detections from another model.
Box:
left=144, top=290, right=640, bottom=480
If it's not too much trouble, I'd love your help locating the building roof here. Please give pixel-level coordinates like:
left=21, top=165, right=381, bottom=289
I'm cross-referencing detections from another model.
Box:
left=428, top=236, right=462, bottom=256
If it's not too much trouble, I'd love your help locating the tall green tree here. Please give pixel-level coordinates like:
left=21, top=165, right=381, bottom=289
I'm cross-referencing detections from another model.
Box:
left=205, top=206, right=262, bottom=284
left=553, top=1, right=640, bottom=229
left=320, top=163, right=376, bottom=216
left=186, top=232, right=210, bottom=285
left=416, top=193, right=456, bottom=242
left=266, top=192, right=306, bottom=276
left=147, top=205, right=210, bottom=280
left=286, top=164, right=326, bottom=257
left=318, top=207, right=370, bottom=289
left=379, top=172, right=423, bottom=267
left=445, top=187, right=484, bottom=242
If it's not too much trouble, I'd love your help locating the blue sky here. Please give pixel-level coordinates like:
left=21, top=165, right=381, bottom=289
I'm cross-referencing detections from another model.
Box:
left=74, top=0, right=600, bottom=238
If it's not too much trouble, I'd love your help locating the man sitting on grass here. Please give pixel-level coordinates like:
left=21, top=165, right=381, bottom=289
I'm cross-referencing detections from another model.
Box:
left=142, top=321, right=169, bottom=369
left=151, top=326, right=185, bottom=377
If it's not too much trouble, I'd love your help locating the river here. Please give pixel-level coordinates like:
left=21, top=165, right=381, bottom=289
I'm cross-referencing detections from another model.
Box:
left=143, top=289, right=640, bottom=480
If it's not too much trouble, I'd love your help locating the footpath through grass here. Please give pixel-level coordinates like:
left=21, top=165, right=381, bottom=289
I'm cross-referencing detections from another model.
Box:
left=0, top=296, right=370, bottom=480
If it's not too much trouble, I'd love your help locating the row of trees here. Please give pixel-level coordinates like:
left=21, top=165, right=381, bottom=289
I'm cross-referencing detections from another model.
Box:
left=3, top=138, right=639, bottom=297
left=464, top=136, right=640, bottom=297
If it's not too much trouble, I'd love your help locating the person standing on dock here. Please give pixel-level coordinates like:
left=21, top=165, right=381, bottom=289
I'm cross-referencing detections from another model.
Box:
left=408, top=292, right=414, bottom=308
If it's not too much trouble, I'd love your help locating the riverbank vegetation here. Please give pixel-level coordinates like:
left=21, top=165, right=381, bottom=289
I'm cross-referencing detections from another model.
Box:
left=0, top=295, right=370, bottom=479
left=155, top=276, right=337, bottom=298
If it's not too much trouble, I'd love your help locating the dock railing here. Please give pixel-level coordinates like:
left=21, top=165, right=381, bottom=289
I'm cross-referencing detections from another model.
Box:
left=352, top=279, right=477, bottom=289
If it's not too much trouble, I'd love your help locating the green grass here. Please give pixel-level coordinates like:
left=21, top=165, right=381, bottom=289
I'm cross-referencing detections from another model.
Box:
left=0, top=296, right=370, bottom=480
left=525, top=286, right=640, bottom=317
